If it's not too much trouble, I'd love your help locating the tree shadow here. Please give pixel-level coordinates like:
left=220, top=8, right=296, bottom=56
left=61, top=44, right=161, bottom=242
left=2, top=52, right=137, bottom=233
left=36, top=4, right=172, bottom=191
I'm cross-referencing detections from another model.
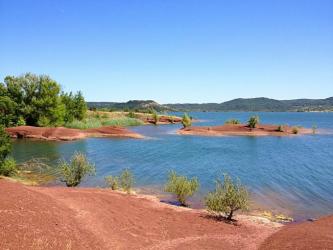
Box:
left=200, top=214, right=239, bottom=226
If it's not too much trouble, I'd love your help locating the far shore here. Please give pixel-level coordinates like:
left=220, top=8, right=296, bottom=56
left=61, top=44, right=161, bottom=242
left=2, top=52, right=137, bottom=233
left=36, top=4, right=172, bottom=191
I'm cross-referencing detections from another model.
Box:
left=178, top=124, right=313, bottom=137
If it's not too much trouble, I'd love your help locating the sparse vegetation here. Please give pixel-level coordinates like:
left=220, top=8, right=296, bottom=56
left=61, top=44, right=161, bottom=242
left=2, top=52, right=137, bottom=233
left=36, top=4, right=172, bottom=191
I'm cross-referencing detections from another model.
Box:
left=58, top=152, right=96, bottom=187
left=277, top=125, right=284, bottom=132
left=205, top=173, right=249, bottom=220
left=105, top=175, right=119, bottom=190
left=292, top=127, right=299, bottom=134
left=152, top=111, right=159, bottom=125
left=0, top=157, right=17, bottom=177
left=120, top=169, right=134, bottom=193
left=182, top=113, right=192, bottom=128
left=225, top=119, right=240, bottom=125
left=248, top=115, right=259, bottom=129
left=164, top=170, right=199, bottom=206
left=65, top=112, right=144, bottom=129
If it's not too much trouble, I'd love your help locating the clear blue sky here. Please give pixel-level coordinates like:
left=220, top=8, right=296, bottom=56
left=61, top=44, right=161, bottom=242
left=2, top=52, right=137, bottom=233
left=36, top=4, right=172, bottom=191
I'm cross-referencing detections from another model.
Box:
left=0, top=0, right=332, bottom=103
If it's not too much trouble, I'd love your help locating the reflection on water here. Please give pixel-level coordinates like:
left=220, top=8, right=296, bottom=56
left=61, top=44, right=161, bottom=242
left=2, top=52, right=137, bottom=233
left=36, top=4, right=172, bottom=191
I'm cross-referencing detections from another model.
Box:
left=12, top=112, right=333, bottom=221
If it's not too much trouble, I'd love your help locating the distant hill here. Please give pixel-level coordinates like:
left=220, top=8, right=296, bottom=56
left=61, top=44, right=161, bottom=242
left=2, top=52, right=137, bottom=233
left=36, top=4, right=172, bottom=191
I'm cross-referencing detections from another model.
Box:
left=167, top=97, right=333, bottom=112
left=87, top=100, right=174, bottom=112
left=88, top=97, right=333, bottom=112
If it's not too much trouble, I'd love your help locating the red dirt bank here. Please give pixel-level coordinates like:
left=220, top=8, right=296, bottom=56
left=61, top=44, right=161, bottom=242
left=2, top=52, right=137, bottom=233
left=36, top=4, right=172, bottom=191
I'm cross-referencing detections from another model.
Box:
left=1, top=180, right=332, bottom=250
left=0, top=179, right=278, bottom=250
left=5, top=125, right=143, bottom=141
left=178, top=124, right=313, bottom=137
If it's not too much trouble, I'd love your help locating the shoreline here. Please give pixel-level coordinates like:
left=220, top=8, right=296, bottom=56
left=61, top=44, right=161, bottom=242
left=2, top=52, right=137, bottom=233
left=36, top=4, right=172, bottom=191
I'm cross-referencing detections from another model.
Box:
left=1, top=178, right=332, bottom=249
left=5, top=125, right=144, bottom=141
left=178, top=124, right=313, bottom=137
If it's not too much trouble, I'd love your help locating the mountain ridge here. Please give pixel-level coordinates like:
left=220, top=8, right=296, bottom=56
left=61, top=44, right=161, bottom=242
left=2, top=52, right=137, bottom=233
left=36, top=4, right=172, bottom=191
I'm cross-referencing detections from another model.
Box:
left=87, top=97, right=333, bottom=112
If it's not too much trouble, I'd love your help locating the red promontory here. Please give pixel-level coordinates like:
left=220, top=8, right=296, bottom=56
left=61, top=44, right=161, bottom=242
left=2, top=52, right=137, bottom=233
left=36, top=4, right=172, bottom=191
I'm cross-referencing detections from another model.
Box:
left=5, top=125, right=143, bottom=141
left=178, top=124, right=313, bottom=137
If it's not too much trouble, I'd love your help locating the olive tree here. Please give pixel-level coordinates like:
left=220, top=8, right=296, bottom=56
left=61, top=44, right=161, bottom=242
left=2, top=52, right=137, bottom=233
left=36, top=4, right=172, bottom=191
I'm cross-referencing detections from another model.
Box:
left=165, top=170, right=199, bottom=206
left=205, top=174, right=249, bottom=220
left=248, top=115, right=259, bottom=129
left=59, top=152, right=96, bottom=187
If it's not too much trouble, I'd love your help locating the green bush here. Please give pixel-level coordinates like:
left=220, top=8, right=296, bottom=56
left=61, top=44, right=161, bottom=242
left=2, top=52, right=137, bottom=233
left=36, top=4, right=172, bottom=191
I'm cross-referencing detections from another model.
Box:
left=105, top=175, right=119, bottom=190
left=0, top=157, right=17, bottom=177
left=182, top=113, right=192, bottom=128
left=292, top=127, right=299, bottom=134
left=152, top=111, right=159, bottom=125
left=205, top=174, right=249, bottom=220
left=248, top=115, right=259, bottom=129
left=277, top=125, right=284, bottom=132
left=120, top=169, right=134, bottom=193
left=164, top=170, right=199, bottom=206
left=0, top=126, right=12, bottom=164
left=16, top=116, right=26, bottom=126
left=225, top=119, right=240, bottom=125
left=58, top=152, right=96, bottom=187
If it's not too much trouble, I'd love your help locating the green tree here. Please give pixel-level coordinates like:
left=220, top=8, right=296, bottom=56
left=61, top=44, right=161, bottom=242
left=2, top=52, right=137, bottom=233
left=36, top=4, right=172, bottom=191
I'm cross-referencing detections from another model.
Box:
left=164, top=170, right=199, bottom=206
left=248, top=115, right=259, bottom=129
left=205, top=174, right=249, bottom=220
left=59, top=152, right=96, bottom=187
left=182, top=113, right=192, bottom=128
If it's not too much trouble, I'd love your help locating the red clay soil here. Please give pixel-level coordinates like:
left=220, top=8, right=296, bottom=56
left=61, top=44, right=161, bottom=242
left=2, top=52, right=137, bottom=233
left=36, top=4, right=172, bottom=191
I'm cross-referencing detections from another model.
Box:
left=260, top=215, right=333, bottom=250
left=5, top=125, right=143, bottom=141
left=0, top=179, right=280, bottom=250
left=178, top=124, right=313, bottom=137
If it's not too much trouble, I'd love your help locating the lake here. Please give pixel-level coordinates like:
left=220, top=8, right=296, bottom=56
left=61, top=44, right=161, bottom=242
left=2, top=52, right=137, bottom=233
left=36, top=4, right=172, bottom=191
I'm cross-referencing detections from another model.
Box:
left=12, top=112, right=333, bottom=221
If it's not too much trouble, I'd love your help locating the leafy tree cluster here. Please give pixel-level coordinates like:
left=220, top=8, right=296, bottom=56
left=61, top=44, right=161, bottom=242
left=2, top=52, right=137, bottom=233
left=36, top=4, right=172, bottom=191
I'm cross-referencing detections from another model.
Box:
left=0, top=73, right=87, bottom=127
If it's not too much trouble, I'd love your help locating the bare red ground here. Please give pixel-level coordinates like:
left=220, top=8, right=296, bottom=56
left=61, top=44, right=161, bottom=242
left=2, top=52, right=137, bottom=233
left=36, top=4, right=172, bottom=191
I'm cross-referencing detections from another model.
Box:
left=260, top=215, right=333, bottom=250
left=0, top=179, right=280, bottom=250
left=178, top=124, right=312, bottom=137
left=5, top=126, right=143, bottom=141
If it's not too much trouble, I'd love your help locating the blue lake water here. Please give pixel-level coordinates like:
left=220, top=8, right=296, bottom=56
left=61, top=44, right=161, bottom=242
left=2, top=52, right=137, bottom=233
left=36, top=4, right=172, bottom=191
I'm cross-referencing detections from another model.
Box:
left=12, top=112, right=333, bottom=221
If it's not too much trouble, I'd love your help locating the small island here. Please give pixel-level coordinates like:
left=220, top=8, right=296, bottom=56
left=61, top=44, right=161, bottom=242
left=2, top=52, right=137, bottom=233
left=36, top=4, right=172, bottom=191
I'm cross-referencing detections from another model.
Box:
left=178, top=116, right=314, bottom=137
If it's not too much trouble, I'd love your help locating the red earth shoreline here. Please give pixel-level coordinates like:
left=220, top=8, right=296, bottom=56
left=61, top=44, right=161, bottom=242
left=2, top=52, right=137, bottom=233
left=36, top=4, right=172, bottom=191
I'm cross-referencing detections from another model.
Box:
left=1, top=179, right=332, bottom=249
left=178, top=124, right=313, bottom=137
left=5, top=125, right=144, bottom=141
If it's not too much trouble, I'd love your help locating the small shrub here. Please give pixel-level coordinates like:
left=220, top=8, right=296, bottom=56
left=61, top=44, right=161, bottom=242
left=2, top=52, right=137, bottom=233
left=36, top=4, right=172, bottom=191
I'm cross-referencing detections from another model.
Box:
left=205, top=173, right=249, bottom=220
left=59, top=152, right=96, bottom=187
left=225, top=119, right=240, bottom=125
left=101, top=113, right=108, bottom=119
left=182, top=113, right=192, bottom=128
left=248, top=115, right=259, bottom=129
left=17, top=116, right=26, bottom=126
left=0, top=157, right=17, bottom=177
left=152, top=111, right=159, bottom=125
left=105, top=175, right=119, bottom=190
left=292, top=127, right=299, bottom=134
left=120, top=169, right=134, bottom=193
left=277, top=125, right=284, bottom=132
left=164, top=170, right=199, bottom=206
